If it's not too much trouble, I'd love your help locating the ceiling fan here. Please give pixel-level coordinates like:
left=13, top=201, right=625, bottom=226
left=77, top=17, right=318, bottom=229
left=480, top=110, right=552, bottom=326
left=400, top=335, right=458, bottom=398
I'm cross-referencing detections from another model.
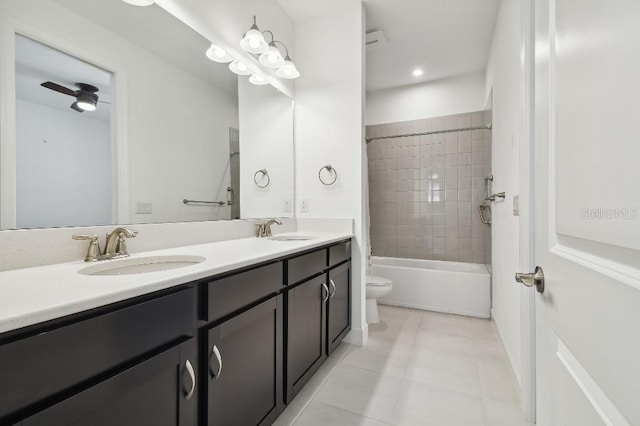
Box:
left=40, top=81, right=109, bottom=113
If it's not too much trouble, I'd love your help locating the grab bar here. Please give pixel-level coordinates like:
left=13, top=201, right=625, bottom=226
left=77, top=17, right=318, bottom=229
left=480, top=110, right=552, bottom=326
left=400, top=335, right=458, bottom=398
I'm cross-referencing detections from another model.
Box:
left=478, top=204, right=492, bottom=225
left=183, top=199, right=227, bottom=206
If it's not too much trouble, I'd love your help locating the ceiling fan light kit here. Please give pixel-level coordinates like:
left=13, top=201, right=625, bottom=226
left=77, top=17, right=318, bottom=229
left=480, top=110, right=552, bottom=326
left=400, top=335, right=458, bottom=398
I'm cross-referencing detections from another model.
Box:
left=40, top=81, right=102, bottom=113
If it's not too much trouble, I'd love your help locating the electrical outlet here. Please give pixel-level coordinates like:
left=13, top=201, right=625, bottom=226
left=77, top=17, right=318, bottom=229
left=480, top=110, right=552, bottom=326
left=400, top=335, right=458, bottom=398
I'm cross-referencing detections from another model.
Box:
left=300, top=199, right=309, bottom=213
left=283, top=199, right=292, bottom=213
left=136, top=202, right=152, bottom=214
left=513, top=195, right=520, bottom=216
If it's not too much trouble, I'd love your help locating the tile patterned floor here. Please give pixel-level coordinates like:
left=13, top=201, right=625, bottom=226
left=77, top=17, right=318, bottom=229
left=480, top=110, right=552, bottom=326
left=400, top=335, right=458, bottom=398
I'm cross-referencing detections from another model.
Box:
left=274, top=305, right=532, bottom=426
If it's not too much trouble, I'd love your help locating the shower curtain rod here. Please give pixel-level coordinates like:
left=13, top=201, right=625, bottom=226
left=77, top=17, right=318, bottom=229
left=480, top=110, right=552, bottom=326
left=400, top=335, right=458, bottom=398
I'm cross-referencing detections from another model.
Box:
left=365, top=123, right=492, bottom=144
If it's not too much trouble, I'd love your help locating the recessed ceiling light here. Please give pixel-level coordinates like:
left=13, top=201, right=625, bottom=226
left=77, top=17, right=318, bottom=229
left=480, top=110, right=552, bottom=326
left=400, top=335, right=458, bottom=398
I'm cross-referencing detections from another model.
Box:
left=412, top=69, right=424, bottom=77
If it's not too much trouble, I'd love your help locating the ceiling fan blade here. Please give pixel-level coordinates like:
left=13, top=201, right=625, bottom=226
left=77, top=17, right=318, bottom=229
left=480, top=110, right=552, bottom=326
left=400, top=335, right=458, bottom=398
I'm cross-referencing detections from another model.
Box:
left=41, top=81, right=77, bottom=97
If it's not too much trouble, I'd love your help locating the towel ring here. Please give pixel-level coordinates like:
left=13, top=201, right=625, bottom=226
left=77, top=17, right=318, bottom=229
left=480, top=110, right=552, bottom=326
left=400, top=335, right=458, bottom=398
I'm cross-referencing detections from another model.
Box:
left=254, top=169, right=270, bottom=188
left=318, top=165, right=338, bottom=186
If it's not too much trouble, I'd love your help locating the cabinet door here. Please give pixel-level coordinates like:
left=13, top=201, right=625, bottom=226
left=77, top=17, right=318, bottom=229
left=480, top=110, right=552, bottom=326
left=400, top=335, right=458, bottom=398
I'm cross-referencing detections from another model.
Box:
left=286, top=274, right=328, bottom=402
left=327, top=262, right=351, bottom=356
left=206, top=295, right=283, bottom=426
left=22, top=339, right=197, bottom=426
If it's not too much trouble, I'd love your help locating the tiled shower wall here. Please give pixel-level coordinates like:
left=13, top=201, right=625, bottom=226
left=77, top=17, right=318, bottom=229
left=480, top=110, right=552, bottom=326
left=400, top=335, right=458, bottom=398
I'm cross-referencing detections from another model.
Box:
left=366, top=110, right=492, bottom=264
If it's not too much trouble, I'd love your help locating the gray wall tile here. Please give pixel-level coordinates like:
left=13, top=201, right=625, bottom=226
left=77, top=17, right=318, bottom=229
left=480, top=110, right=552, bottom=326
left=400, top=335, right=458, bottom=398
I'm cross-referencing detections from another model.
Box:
left=366, top=110, right=492, bottom=265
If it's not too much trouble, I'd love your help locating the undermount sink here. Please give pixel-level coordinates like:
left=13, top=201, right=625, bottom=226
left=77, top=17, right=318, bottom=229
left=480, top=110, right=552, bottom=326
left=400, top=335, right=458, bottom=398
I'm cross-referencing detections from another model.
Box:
left=79, top=255, right=206, bottom=276
left=268, top=235, right=316, bottom=241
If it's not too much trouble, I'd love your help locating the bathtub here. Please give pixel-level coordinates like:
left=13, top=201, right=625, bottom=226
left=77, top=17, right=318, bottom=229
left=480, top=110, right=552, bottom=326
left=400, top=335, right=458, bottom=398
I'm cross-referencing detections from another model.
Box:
left=370, top=257, right=491, bottom=318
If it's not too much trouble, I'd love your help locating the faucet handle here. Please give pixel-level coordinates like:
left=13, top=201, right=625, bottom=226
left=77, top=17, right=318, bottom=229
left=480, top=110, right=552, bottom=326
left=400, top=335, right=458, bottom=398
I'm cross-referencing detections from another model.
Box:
left=72, top=234, right=101, bottom=262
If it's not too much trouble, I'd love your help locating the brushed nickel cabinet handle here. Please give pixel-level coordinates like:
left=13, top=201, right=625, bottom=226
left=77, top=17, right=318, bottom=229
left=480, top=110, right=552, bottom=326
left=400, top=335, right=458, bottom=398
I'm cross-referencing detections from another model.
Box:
left=184, top=360, right=195, bottom=400
left=321, top=283, right=329, bottom=303
left=210, top=345, right=223, bottom=380
left=329, top=279, right=337, bottom=298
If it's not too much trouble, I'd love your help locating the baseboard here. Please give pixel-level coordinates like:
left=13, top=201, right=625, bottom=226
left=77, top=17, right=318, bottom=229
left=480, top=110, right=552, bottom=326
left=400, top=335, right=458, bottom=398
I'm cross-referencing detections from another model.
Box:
left=491, top=308, right=524, bottom=402
left=344, top=324, right=368, bottom=346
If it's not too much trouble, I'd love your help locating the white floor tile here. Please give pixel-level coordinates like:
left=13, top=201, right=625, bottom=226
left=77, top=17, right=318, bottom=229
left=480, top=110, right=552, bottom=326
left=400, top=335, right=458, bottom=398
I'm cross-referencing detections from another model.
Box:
left=279, top=307, right=525, bottom=426
left=393, top=380, right=485, bottom=426
left=473, top=337, right=509, bottom=363
left=342, top=339, right=412, bottom=379
left=414, top=329, right=476, bottom=358
left=294, top=401, right=389, bottom=426
left=405, top=349, right=482, bottom=397
left=471, top=318, right=498, bottom=341
left=478, top=360, right=520, bottom=404
left=314, top=364, right=403, bottom=423
left=420, top=311, right=473, bottom=338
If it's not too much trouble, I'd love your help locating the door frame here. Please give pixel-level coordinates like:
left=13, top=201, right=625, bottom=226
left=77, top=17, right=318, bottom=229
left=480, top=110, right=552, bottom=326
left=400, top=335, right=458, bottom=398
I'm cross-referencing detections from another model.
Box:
left=520, top=0, right=536, bottom=422
left=0, top=13, right=130, bottom=229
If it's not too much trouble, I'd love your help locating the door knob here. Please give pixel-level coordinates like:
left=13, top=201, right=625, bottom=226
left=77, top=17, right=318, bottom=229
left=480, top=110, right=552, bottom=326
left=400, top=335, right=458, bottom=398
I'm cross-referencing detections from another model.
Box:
left=515, top=266, right=545, bottom=293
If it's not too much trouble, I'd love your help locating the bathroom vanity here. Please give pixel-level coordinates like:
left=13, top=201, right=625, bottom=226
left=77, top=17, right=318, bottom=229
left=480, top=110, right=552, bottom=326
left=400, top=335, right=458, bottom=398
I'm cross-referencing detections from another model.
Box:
left=0, top=234, right=352, bottom=425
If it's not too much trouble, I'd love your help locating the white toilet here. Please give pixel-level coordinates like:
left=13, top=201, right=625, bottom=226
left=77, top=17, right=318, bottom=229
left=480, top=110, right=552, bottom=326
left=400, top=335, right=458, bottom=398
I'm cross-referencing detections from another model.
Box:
left=366, top=275, right=393, bottom=324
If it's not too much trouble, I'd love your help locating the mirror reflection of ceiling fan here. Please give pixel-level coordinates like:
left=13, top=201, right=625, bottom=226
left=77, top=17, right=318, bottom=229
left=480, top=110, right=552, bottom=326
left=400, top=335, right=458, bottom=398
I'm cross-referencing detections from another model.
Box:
left=40, top=81, right=110, bottom=113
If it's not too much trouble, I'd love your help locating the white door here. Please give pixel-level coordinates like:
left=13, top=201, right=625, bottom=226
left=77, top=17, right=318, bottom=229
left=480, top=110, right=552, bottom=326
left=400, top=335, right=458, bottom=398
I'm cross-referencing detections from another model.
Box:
left=531, top=0, right=640, bottom=425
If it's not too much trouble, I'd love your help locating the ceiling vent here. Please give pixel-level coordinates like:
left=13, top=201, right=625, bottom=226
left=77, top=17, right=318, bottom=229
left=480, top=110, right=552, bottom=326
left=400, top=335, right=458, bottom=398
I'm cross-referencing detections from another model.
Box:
left=366, top=28, right=388, bottom=52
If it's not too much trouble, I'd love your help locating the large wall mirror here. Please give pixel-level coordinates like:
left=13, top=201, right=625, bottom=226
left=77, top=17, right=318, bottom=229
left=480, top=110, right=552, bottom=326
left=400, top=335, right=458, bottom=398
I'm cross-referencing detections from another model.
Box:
left=0, top=0, right=294, bottom=230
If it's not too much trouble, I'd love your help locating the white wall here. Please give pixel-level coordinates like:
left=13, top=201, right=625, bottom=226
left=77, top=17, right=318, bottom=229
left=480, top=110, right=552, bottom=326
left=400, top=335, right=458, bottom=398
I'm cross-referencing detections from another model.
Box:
left=366, top=71, right=487, bottom=125
left=16, top=100, right=111, bottom=228
left=485, top=0, right=525, bottom=388
left=238, top=78, right=294, bottom=218
left=293, top=1, right=367, bottom=344
left=0, top=0, right=238, bottom=228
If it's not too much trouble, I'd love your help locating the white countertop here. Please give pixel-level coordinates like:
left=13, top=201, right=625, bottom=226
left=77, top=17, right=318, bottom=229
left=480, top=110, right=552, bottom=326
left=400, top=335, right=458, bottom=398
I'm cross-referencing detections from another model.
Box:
left=0, top=232, right=352, bottom=335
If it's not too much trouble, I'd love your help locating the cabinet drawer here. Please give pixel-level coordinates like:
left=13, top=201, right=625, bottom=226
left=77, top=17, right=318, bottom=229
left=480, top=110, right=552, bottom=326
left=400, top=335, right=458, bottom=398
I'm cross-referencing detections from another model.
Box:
left=22, top=338, right=196, bottom=426
left=204, top=262, right=282, bottom=322
left=287, top=249, right=326, bottom=285
left=0, top=287, right=196, bottom=421
left=329, top=241, right=351, bottom=267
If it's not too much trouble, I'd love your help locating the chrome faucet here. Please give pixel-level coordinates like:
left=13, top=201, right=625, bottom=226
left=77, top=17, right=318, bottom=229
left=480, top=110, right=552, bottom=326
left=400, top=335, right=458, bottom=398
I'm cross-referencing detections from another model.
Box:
left=257, top=218, right=282, bottom=238
left=73, top=227, right=138, bottom=262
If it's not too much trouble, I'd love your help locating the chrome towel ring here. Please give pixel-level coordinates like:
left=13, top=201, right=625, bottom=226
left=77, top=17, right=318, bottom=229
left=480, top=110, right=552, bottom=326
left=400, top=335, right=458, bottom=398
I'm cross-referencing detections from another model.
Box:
left=254, top=169, right=270, bottom=188
left=318, top=165, right=338, bottom=185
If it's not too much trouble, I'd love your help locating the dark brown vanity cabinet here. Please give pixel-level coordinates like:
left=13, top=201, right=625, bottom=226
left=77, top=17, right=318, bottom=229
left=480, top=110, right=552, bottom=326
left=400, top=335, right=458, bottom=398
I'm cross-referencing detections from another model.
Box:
left=0, top=239, right=352, bottom=426
left=285, top=242, right=352, bottom=402
left=285, top=274, right=328, bottom=401
left=0, top=287, right=198, bottom=426
left=205, top=296, right=283, bottom=426
left=200, top=262, right=284, bottom=426
left=327, top=261, right=351, bottom=356
left=21, top=338, right=197, bottom=426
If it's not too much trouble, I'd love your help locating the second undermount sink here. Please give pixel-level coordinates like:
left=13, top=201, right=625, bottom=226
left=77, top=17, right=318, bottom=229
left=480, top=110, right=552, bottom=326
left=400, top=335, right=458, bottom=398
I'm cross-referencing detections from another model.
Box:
left=268, top=235, right=316, bottom=241
left=79, top=255, right=206, bottom=276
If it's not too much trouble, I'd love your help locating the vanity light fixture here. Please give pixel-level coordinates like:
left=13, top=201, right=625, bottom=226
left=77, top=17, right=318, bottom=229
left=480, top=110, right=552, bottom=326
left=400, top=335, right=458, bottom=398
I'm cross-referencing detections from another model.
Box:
left=259, top=41, right=285, bottom=69
left=240, top=16, right=269, bottom=54
left=229, top=60, right=252, bottom=76
left=205, top=43, right=233, bottom=63
left=249, top=74, right=268, bottom=86
left=274, top=43, right=300, bottom=79
left=240, top=16, right=300, bottom=79
left=121, top=0, right=155, bottom=6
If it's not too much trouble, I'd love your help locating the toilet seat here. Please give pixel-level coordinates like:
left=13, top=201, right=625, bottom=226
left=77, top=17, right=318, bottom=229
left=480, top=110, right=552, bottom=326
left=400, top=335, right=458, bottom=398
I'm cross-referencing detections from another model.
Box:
left=367, top=275, right=392, bottom=286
